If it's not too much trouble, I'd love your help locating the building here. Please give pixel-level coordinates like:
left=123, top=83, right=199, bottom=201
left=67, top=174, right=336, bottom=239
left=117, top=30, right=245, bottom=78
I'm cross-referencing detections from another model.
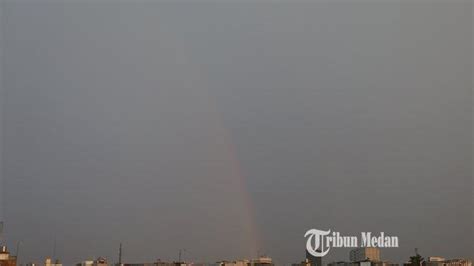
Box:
left=120, top=264, right=158, bottom=266
left=330, top=261, right=397, bottom=266
left=328, top=261, right=356, bottom=266
left=221, top=260, right=250, bottom=266
left=116, top=260, right=188, bottom=266
left=331, top=248, right=396, bottom=266
left=424, top=257, right=446, bottom=266
left=45, top=258, right=62, bottom=266
left=216, top=258, right=271, bottom=266
left=292, top=258, right=311, bottom=266
left=293, top=249, right=323, bottom=266
left=218, top=261, right=236, bottom=266
left=217, top=260, right=249, bottom=266
left=350, top=248, right=381, bottom=262
left=429, top=258, right=446, bottom=263
left=0, top=246, right=17, bottom=266
left=372, top=262, right=399, bottom=266
left=78, top=258, right=108, bottom=266
left=233, top=260, right=250, bottom=266
left=444, top=259, right=472, bottom=266
left=77, top=261, right=94, bottom=266
left=250, top=257, right=274, bottom=266
left=421, top=257, right=472, bottom=266
left=306, top=250, right=322, bottom=266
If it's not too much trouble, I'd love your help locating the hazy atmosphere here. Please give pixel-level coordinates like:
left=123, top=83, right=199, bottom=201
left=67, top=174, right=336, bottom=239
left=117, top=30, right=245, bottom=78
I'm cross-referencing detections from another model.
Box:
left=0, top=1, right=472, bottom=265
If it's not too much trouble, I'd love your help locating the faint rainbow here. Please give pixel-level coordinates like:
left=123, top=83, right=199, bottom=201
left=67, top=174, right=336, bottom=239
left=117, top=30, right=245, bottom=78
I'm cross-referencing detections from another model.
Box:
left=168, top=32, right=262, bottom=258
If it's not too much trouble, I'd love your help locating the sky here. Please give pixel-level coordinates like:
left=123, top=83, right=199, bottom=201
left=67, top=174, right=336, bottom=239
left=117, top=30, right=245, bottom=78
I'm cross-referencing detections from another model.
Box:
left=0, top=1, right=472, bottom=265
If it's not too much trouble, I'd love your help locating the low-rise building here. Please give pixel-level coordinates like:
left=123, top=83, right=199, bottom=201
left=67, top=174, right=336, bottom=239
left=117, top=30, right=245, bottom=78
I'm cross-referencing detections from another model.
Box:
left=45, top=258, right=62, bottom=266
left=429, top=258, right=446, bottom=262
left=0, top=246, right=17, bottom=266
left=216, top=257, right=272, bottom=266
left=77, top=261, right=94, bottom=266
left=443, top=259, right=472, bottom=266
left=424, top=257, right=446, bottom=266
left=116, top=260, right=188, bottom=266
left=78, top=257, right=108, bottom=266
left=372, top=262, right=399, bottom=266
left=292, top=258, right=311, bottom=266
left=218, top=260, right=250, bottom=266
left=330, top=261, right=397, bottom=266
left=328, top=261, right=356, bottom=266
left=250, top=257, right=273, bottom=266
left=121, top=264, right=157, bottom=266
left=422, top=257, right=472, bottom=266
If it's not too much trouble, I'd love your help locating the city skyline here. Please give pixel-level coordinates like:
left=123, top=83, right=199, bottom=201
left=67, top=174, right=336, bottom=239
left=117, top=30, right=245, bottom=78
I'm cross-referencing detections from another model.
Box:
left=0, top=243, right=472, bottom=266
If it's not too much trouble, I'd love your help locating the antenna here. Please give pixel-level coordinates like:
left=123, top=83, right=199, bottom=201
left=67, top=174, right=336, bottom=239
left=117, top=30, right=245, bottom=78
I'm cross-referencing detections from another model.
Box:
left=52, top=238, right=57, bottom=260
left=119, top=243, right=122, bottom=265
left=16, top=241, right=22, bottom=260
left=178, top=249, right=186, bottom=263
left=0, top=221, right=3, bottom=243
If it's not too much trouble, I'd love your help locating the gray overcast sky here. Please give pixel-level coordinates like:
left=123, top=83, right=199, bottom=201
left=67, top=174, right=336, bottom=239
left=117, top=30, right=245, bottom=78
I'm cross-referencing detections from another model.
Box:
left=0, top=1, right=472, bottom=265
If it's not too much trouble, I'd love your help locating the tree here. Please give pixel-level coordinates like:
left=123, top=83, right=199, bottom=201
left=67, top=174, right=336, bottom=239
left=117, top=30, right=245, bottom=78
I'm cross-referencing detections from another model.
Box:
left=409, top=248, right=425, bottom=266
